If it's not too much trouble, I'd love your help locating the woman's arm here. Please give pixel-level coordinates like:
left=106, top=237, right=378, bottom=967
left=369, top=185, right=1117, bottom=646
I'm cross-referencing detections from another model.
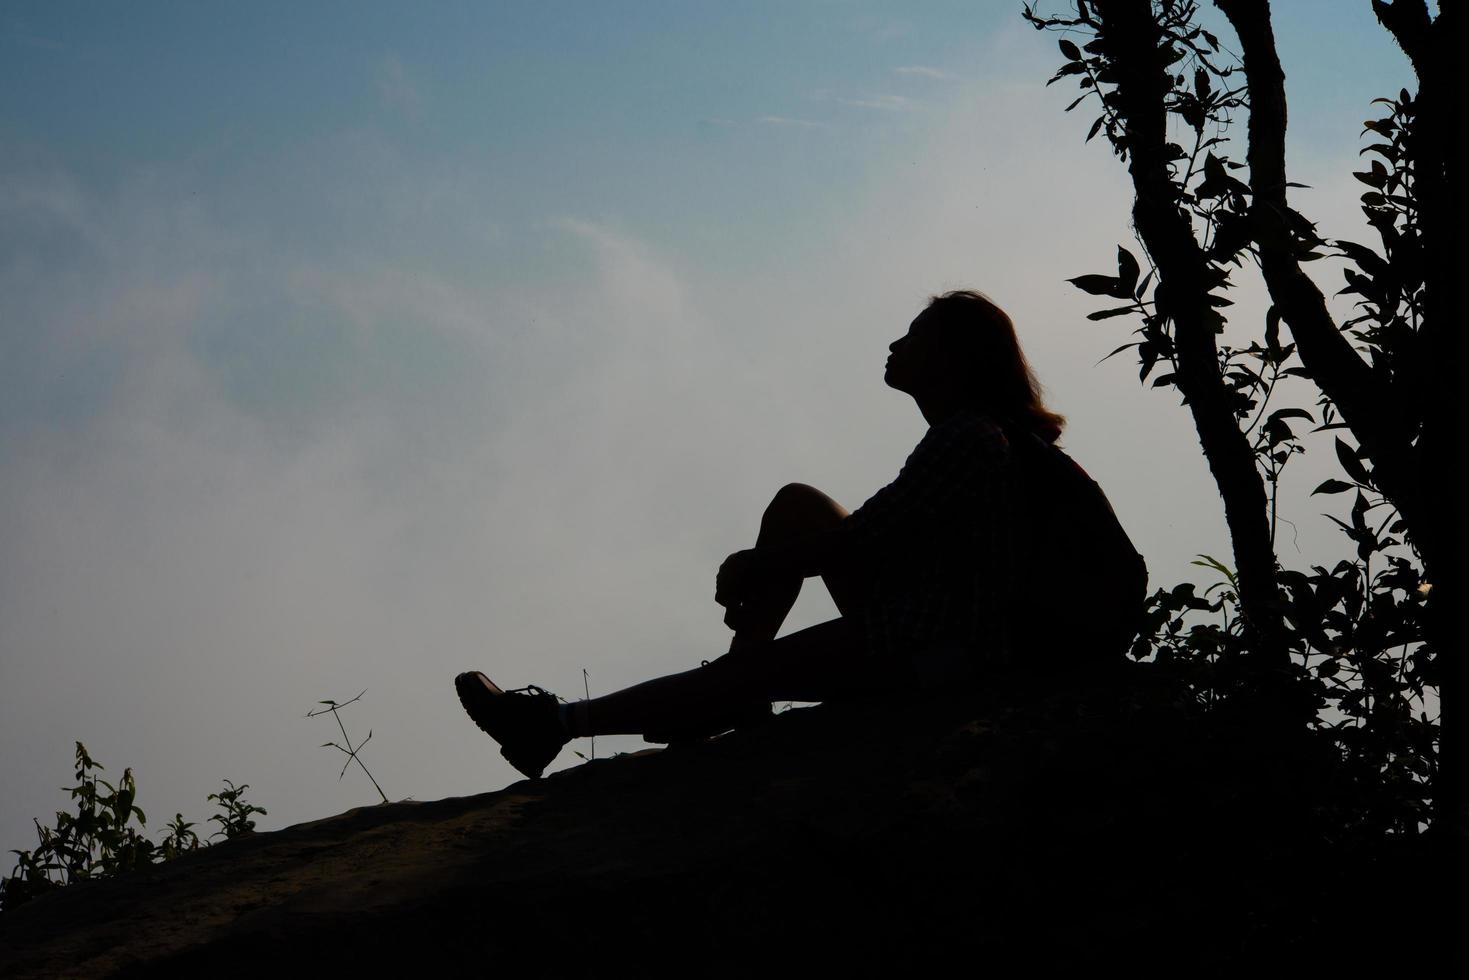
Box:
left=715, top=528, right=841, bottom=612
left=719, top=414, right=1010, bottom=593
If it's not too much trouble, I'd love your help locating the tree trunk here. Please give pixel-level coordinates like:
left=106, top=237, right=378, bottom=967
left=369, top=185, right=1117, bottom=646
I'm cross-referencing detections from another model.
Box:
left=1094, top=0, right=1288, bottom=667
left=1372, top=0, right=1469, bottom=834
left=1219, top=0, right=1465, bottom=831
left=1214, top=0, right=1424, bottom=535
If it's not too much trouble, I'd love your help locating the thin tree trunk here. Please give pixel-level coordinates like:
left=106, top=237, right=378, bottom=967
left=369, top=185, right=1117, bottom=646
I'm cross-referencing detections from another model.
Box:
left=1223, top=0, right=1466, bottom=830
left=1095, top=0, right=1287, bottom=666
left=1371, top=0, right=1469, bottom=833
left=1215, top=0, right=1424, bottom=535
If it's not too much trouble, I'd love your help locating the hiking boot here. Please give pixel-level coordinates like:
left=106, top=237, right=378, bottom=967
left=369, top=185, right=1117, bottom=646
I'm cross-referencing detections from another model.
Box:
left=454, top=671, right=568, bottom=780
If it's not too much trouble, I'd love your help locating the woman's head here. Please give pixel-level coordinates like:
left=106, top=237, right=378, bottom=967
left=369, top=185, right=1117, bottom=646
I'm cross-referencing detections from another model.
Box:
left=885, top=290, right=1065, bottom=443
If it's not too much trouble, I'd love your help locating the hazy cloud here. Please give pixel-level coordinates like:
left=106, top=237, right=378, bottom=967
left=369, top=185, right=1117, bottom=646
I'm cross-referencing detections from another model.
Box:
left=5, top=25, right=67, bottom=52
left=754, top=115, right=827, bottom=129
left=835, top=94, right=918, bottom=111
left=851, top=16, right=912, bottom=43
left=376, top=54, right=422, bottom=116
left=894, top=66, right=956, bottom=80
left=1, top=18, right=1393, bottom=862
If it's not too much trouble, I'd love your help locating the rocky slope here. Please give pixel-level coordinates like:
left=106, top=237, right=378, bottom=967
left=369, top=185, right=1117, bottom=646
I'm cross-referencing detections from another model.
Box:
left=0, top=663, right=1455, bottom=976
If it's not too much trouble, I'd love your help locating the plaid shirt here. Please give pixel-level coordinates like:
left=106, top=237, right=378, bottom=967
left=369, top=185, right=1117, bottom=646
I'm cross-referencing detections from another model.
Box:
left=835, top=410, right=1020, bottom=669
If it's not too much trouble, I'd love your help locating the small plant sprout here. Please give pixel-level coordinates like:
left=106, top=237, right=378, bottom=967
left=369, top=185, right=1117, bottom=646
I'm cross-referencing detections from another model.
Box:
left=206, top=780, right=268, bottom=840
left=583, top=668, right=594, bottom=762
left=160, top=813, right=201, bottom=859
left=571, top=668, right=594, bottom=762
left=306, top=691, right=389, bottom=804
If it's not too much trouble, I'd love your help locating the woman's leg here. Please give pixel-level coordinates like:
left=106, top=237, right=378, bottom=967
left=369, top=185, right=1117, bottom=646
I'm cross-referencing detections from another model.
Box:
left=726, top=483, right=867, bottom=653
left=577, top=618, right=882, bottom=737
left=566, top=483, right=877, bottom=739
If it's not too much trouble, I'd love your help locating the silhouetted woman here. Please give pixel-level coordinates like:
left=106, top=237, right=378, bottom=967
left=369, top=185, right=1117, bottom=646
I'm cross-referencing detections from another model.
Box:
left=456, top=290, right=1147, bottom=780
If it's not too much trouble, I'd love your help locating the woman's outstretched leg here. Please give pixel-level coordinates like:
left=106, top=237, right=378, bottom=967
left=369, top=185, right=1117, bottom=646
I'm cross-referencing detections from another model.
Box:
left=569, top=618, right=882, bottom=737
left=455, top=620, right=884, bottom=780
left=455, top=484, right=877, bottom=776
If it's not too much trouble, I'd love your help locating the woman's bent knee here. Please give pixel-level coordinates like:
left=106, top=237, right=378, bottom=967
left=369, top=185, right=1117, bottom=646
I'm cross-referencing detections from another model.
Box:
left=762, top=483, right=848, bottom=533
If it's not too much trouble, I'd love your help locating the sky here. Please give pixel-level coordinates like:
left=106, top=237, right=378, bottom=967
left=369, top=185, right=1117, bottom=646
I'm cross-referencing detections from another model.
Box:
left=0, top=1, right=1416, bottom=855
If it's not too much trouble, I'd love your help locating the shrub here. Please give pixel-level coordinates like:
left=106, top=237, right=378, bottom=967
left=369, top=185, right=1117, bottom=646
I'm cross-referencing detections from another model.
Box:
left=0, top=742, right=265, bottom=913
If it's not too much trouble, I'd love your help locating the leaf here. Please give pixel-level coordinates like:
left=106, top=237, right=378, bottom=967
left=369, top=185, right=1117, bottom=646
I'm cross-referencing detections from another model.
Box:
left=1352, top=164, right=1388, bottom=189
left=1264, top=305, right=1282, bottom=359
left=1086, top=306, right=1137, bottom=320
left=1335, top=437, right=1371, bottom=485
left=1059, top=38, right=1081, bottom=61
left=1098, top=342, right=1139, bottom=364
left=1334, top=239, right=1391, bottom=281
left=1086, top=115, right=1105, bottom=142
left=1196, top=152, right=1230, bottom=199
left=1067, top=274, right=1131, bottom=299
left=1313, top=479, right=1355, bottom=495
left=1116, top=245, right=1140, bottom=290
left=1047, top=62, right=1087, bottom=85
left=1190, top=554, right=1239, bottom=591
left=1135, top=269, right=1153, bottom=299
left=1193, top=67, right=1211, bottom=100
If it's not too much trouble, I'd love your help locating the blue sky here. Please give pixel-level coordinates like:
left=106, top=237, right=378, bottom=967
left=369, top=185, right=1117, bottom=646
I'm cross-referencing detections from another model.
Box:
left=1, top=2, right=1415, bottom=853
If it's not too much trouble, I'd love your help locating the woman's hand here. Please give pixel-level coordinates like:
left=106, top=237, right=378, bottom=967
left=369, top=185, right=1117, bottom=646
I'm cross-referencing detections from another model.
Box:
left=715, top=548, right=764, bottom=614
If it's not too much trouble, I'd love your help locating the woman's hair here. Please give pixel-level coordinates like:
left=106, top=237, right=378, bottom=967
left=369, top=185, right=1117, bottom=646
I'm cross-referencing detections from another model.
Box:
left=924, top=289, right=1066, bottom=444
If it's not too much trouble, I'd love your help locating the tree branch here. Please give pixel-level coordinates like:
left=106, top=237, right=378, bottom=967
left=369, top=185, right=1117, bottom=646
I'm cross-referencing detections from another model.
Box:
left=1371, top=0, right=1432, bottom=75
left=1214, top=0, right=1423, bottom=534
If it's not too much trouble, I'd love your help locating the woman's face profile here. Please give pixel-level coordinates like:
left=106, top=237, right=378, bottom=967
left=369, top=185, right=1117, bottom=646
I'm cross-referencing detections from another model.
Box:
left=885, top=308, right=946, bottom=394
